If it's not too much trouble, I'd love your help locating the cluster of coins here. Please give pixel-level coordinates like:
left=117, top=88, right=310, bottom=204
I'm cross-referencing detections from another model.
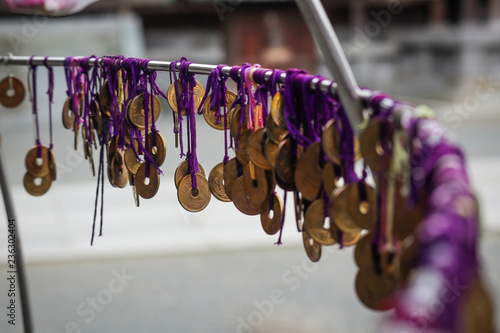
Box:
left=23, top=146, right=56, bottom=196
left=0, top=75, right=25, bottom=108
left=102, top=80, right=165, bottom=205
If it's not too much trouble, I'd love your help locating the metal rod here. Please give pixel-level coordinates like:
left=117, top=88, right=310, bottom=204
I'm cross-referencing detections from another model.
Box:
left=0, top=54, right=339, bottom=95
left=295, top=0, right=365, bottom=133
left=0, top=143, right=33, bottom=333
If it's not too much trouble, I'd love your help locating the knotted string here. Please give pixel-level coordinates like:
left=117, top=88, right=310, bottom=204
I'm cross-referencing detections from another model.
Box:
left=28, top=56, right=42, bottom=157
left=43, top=57, right=54, bottom=151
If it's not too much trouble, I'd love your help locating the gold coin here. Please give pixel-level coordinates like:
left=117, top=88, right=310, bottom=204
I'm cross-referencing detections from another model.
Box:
left=208, top=162, right=231, bottom=202
left=355, top=270, right=394, bottom=311
left=23, top=172, right=51, bottom=196
left=330, top=185, right=362, bottom=233
left=223, top=158, right=239, bottom=200
left=265, top=112, right=288, bottom=144
left=229, top=105, right=249, bottom=139
left=243, top=162, right=269, bottom=205
left=174, top=160, right=205, bottom=189
left=48, top=149, right=57, bottom=181
left=167, top=79, right=205, bottom=116
left=124, top=140, right=142, bottom=175
left=321, top=119, right=341, bottom=165
left=147, top=131, right=166, bottom=167
left=302, top=142, right=323, bottom=187
left=348, top=183, right=376, bottom=230
left=247, top=128, right=272, bottom=170
left=99, top=80, right=112, bottom=113
left=302, top=229, right=322, bottom=263
left=263, top=132, right=279, bottom=169
left=111, top=157, right=129, bottom=189
left=25, top=146, right=50, bottom=177
left=202, top=91, right=236, bottom=130
left=128, top=93, right=161, bottom=129
left=0, top=76, right=25, bottom=108
left=304, top=199, right=336, bottom=246
left=275, top=137, right=298, bottom=190
left=322, top=162, right=341, bottom=197
left=393, top=184, right=426, bottom=240
left=231, top=177, right=261, bottom=216
left=62, top=97, right=75, bottom=129
left=270, top=92, right=286, bottom=128
left=177, top=173, right=211, bottom=212
left=359, top=119, right=387, bottom=173
left=135, top=162, right=160, bottom=199
left=294, top=158, right=321, bottom=202
left=235, top=129, right=252, bottom=165
left=354, top=233, right=374, bottom=268
left=91, top=99, right=102, bottom=133
left=260, top=192, right=283, bottom=235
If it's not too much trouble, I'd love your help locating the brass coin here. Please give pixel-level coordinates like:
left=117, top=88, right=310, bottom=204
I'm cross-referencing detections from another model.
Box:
left=91, top=99, right=103, bottom=133
left=147, top=131, right=166, bottom=167
left=322, top=119, right=361, bottom=165
left=107, top=163, right=115, bottom=187
left=0, top=76, right=25, bottom=108
left=265, top=111, right=288, bottom=144
left=322, top=162, right=340, bottom=197
left=62, top=97, right=75, bottom=129
left=177, top=173, right=211, bottom=212
left=354, top=233, right=375, bottom=268
left=393, top=185, right=426, bottom=240
left=229, top=105, right=249, bottom=139
left=223, top=158, right=239, bottom=200
left=263, top=133, right=279, bottom=169
left=124, top=140, right=142, bottom=175
left=235, top=129, right=252, bottom=165
left=25, top=146, right=50, bottom=177
left=348, top=182, right=376, bottom=230
left=330, top=185, right=362, bottom=233
left=247, top=128, right=272, bottom=170
left=48, top=149, right=57, bottom=181
left=174, top=160, right=205, bottom=189
left=275, top=137, right=298, bottom=190
left=270, top=91, right=286, bottom=128
left=243, top=163, right=269, bottom=205
left=302, top=230, right=322, bottom=263
left=202, top=91, right=236, bottom=130
left=304, top=199, right=336, bottom=246
left=260, top=192, right=283, bottom=235
left=135, top=162, right=160, bottom=199
left=107, top=135, right=119, bottom=163
left=231, top=177, right=261, bottom=216
left=208, top=162, right=231, bottom=202
left=294, top=158, right=321, bottom=202
left=128, top=93, right=161, bottom=129
left=301, top=142, right=323, bottom=188
left=167, top=79, right=205, bottom=116
left=355, top=270, right=394, bottom=311
left=111, top=157, right=129, bottom=189
left=23, top=172, right=51, bottom=196
left=294, top=191, right=304, bottom=232
left=359, top=119, right=387, bottom=173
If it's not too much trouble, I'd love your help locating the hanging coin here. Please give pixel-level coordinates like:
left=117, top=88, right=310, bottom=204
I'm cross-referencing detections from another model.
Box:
left=128, top=93, right=161, bottom=129
left=202, top=91, right=236, bottom=130
left=235, top=129, right=252, bottom=165
left=354, top=270, right=394, bottom=311
left=174, top=160, right=205, bottom=189
left=270, top=91, right=287, bottom=128
left=294, top=157, right=321, bottom=202
left=147, top=131, right=166, bottom=167
left=302, top=229, right=322, bottom=263
left=275, top=137, right=298, bottom=190
left=330, top=185, right=362, bottom=234
left=91, top=98, right=103, bottom=133
left=348, top=182, right=376, bottom=230
left=360, top=119, right=388, bottom=173
left=99, top=80, right=112, bottom=113
left=208, top=162, right=231, bottom=202
left=124, top=139, right=142, bottom=175
left=111, top=157, right=129, bottom=189
left=229, top=105, right=249, bottom=139
left=0, top=75, right=25, bottom=108
left=265, top=111, right=288, bottom=144
left=301, top=142, right=324, bottom=188
left=260, top=193, right=283, bottom=235
left=263, top=132, right=279, bottom=169
left=322, top=162, right=341, bottom=197
left=48, top=149, right=57, bottom=181
left=177, top=173, right=211, bottom=212
left=247, top=128, right=272, bottom=170
left=231, top=177, right=261, bottom=216
left=304, top=199, right=336, bottom=246
left=135, top=162, right=160, bottom=199
left=322, top=119, right=342, bottom=165
left=23, top=172, right=51, bottom=196
left=62, top=97, right=75, bottom=129
left=354, top=233, right=375, bottom=268
left=223, top=158, right=239, bottom=200
left=25, top=146, right=50, bottom=177
left=242, top=162, right=269, bottom=205
left=130, top=174, right=140, bottom=208
left=167, top=79, right=205, bottom=116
